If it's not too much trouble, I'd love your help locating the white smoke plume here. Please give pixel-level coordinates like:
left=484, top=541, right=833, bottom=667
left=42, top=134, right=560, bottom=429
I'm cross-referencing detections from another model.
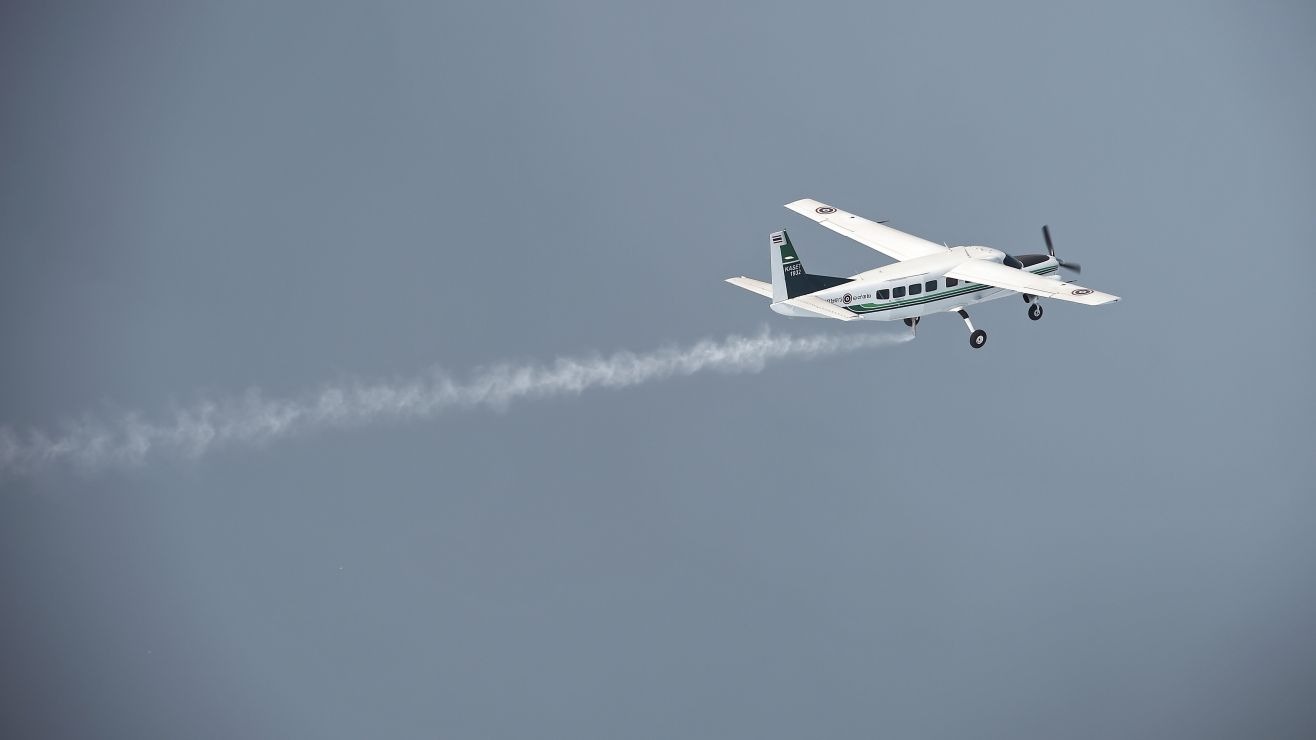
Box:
left=0, top=329, right=909, bottom=475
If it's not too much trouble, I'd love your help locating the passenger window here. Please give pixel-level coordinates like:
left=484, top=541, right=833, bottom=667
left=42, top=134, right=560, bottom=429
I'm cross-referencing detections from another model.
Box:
left=926, top=280, right=937, bottom=292
left=876, top=289, right=890, bottom=300
left=909, top=283, right=922, bottom=295
left=946, top=277, right=958, bottom=287
left=893, top=286, right=906, bottom=298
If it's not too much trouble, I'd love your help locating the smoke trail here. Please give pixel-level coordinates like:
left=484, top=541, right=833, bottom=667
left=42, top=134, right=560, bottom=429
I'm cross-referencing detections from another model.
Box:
left=0, top=328, right=909, bottom=475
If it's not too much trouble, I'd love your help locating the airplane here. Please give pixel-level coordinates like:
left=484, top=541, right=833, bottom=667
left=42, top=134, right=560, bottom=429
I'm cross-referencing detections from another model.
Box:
left=725, top=198, right=1120, bottom=349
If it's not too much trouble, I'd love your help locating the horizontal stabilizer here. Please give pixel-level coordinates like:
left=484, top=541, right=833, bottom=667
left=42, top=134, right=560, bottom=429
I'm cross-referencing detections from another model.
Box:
left=725, top=276, right=772, bottom=299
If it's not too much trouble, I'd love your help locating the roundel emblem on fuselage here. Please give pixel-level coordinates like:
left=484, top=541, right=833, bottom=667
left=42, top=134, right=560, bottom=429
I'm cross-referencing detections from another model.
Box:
left=1071, top=288, right=1093, bottom=296
left=815, top=206, right=837, bottom=214
left=842, top=293, right=853, bottom=304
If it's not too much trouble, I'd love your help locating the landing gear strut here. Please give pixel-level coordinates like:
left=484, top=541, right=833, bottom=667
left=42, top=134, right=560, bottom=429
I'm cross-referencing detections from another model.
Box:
left=903, top=316, right=920, bottom=337
left=1023, top=294, right=1043, bottom=321
left=958, top=309, right=987, bottom=349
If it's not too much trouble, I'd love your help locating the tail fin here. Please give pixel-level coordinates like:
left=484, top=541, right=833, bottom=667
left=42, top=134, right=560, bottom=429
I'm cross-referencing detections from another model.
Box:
left=768, top=230, right=852, bottom=301
left=768, top=231, right=804, bottom=302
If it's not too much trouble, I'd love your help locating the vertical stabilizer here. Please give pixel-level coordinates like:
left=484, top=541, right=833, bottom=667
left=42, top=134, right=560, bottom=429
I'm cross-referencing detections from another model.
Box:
left=769, top=230, right=806, bottom=302
left=768, top=230, right=852, bottom=301
left=768, top=230, right=858, bottom=300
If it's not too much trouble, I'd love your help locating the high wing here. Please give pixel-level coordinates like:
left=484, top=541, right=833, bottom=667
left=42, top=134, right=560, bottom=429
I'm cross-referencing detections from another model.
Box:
left=780, top=294, right=862, bottom=321
left=946, top=260, right=1120, bottom=305
left=785, top=198, right=948, bottom=263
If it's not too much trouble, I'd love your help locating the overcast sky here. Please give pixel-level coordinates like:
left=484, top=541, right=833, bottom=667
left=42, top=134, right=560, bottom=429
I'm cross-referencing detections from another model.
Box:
left=2, top=1, right=1314, bottom=738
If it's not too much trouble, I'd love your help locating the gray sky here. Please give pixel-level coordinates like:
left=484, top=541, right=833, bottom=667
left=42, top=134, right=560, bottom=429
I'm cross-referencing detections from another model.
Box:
left=2, top=1, right=1314, bottom=738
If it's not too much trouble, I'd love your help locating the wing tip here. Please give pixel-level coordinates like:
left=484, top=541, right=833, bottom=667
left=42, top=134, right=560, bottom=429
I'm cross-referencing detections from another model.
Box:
left=1082, top=295, right=1120, bottom=306
left=784, top=197, right=827, bottom=213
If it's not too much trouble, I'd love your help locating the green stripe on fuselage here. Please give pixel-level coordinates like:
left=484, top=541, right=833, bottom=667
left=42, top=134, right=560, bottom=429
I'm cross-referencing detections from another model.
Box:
left=842, top=266, right=1058, bottom=314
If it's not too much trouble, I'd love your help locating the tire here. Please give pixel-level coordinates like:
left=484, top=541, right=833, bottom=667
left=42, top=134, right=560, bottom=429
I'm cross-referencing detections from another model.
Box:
left=1028, top=303, right=1043, bottom=321
left=970, top=329, right=987, bottom=349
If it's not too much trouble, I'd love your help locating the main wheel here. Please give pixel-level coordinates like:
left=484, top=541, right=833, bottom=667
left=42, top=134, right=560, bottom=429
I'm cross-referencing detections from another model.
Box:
left=1028, top=303, right=1043, bottom=321
left=903, top=317, right=920, bottom=328
left=969, top=329, right=987, bottom=349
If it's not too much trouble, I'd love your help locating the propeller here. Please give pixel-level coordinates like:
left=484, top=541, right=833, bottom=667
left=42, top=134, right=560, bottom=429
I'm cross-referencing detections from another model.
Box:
left=1042, top=225, right=1081, bottom=274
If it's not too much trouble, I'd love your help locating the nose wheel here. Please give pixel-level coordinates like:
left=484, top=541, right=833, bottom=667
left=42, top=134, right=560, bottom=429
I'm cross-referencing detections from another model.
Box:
left=957, top=309, right=987, bottom=349
left=1028, top=302, right=1043, bottom=321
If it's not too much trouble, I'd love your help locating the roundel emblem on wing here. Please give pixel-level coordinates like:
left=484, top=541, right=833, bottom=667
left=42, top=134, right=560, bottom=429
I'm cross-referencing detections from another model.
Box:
left=842, top=293, right=853, bottom=304
left=815, top=206, right=837, bottom=214
left=1071, top=288, right=1094, bottom=296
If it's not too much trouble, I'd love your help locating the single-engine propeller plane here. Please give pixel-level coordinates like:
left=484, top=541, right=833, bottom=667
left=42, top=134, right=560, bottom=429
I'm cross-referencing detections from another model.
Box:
left=726, top=198, right=1120, bottom=349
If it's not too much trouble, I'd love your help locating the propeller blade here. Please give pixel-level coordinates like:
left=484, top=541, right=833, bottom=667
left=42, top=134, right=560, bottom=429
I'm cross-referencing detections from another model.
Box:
left=1059, top=261, right=1082, bottom=274
left=1042, top=225, right=1055, bottom=257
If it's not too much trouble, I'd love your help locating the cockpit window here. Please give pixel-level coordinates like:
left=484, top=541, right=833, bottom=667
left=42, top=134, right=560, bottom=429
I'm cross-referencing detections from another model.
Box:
left=1003, top=254, right=1024, bottom=269
left=876, top=288, right=890, bottom=300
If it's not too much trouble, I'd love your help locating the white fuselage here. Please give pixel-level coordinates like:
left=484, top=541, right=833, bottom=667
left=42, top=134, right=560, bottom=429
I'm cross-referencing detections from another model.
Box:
left=770, top=247, right=1061, bottom=321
